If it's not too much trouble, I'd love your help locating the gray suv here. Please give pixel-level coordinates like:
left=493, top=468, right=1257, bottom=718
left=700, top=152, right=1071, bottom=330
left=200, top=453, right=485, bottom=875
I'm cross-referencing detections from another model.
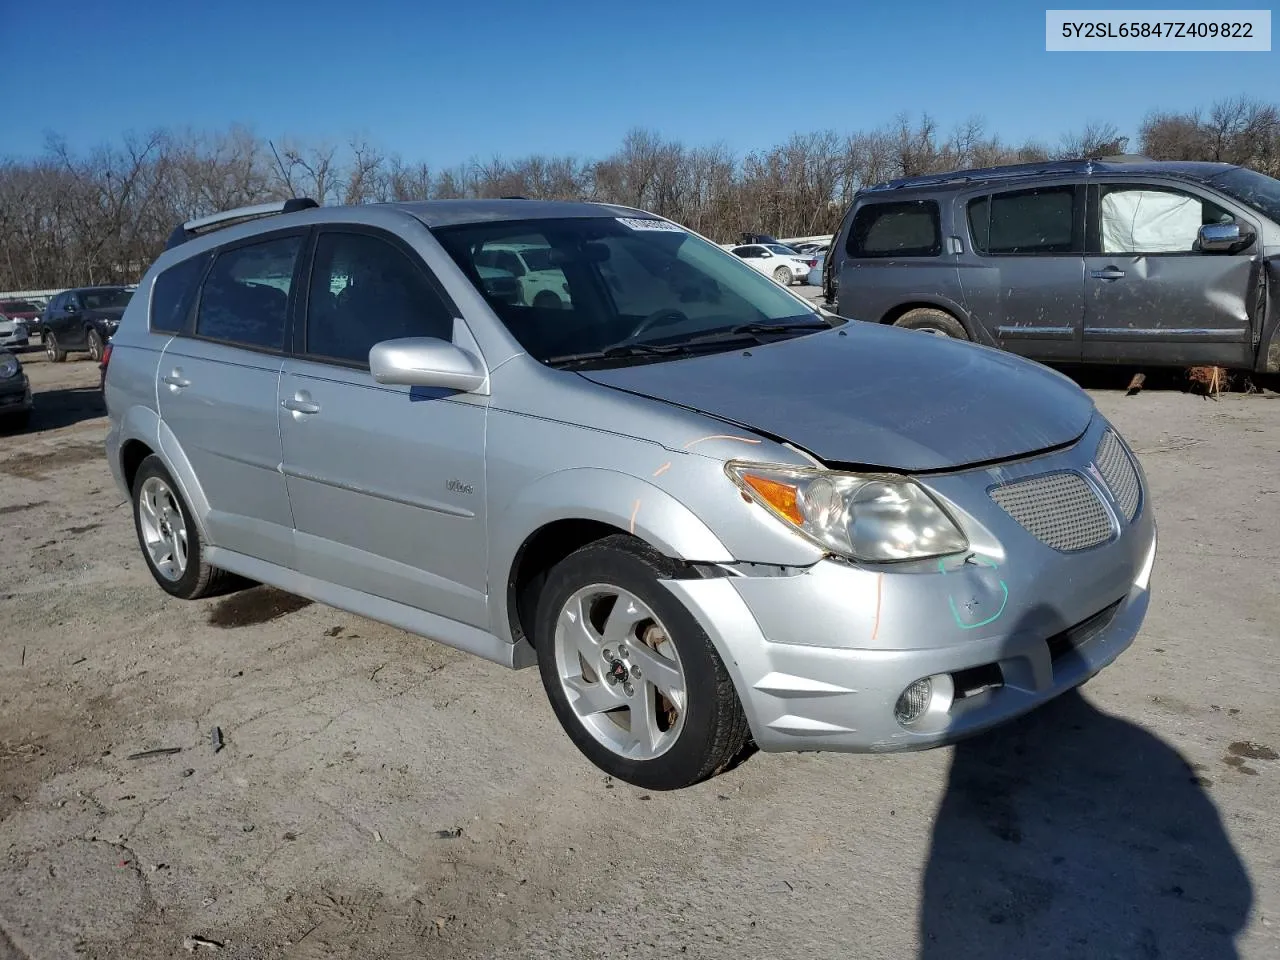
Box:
left=104, top=197, right=1156, bottom=789
left=823, top=157, right=1280, bottom=373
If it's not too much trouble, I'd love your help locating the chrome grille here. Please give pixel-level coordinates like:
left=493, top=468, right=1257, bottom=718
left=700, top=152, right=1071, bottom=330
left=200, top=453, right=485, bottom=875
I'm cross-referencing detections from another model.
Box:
left=1095, top=430, right=1140, bottom=521
left=989, top=472, right=1113, bottom=552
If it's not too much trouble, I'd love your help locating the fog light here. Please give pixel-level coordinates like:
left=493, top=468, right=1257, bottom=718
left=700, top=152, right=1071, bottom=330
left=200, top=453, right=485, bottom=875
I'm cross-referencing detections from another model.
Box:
left=895, top=678, right=932, bottom=725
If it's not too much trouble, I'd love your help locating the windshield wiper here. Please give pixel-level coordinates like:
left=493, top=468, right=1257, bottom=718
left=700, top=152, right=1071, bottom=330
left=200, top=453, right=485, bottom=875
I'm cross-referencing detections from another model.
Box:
left=545, top=342, right=684, bottom=368
left=681, top=319, right=833, bottom=346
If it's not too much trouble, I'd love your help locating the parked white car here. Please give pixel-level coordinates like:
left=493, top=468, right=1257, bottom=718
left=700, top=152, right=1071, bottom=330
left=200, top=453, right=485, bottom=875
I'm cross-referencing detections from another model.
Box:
left=729, top=244, right=816, bottom=286
left=474, top=242, right=570, bottom=309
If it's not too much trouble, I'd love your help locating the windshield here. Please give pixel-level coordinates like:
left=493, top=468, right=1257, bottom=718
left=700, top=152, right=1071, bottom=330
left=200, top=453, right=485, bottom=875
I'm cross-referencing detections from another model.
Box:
left=81, top=289, right=133, bottom=311
left=1208, top=167, right=1280, bottom=223
left=434, top=217, right=823, bottom=364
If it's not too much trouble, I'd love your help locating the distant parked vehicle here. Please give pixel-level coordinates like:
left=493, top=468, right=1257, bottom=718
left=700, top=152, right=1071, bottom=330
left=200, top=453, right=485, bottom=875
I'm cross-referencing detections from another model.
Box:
left=824, top=156, right=1280, bottom=372
left=0, top=299, right=42, bottom=329
left=0, top=312, right=29, bottom=350
left=39, top=286, right=134, bottom=363
left=730, top=244, right=818, bottom=286
left=806, top=252, right=826, bottom=286
left=0, top=348, right=32, bottom=430
left=474, top=242, right=570, bottom=309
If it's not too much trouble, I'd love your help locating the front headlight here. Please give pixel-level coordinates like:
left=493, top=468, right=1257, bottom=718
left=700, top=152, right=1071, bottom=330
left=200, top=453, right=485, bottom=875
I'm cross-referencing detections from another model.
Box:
left=725, top=461, right=968, bottom=562
left=0, top=355, right=19, bottom=379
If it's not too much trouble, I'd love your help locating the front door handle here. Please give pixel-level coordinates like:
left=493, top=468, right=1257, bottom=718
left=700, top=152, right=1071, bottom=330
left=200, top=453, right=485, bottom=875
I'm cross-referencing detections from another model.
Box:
left=1090, top=267, right=1126, bottom=281
left=161, top=371, right=190, bottom=388
left=281, top=397, right=320, bottom=415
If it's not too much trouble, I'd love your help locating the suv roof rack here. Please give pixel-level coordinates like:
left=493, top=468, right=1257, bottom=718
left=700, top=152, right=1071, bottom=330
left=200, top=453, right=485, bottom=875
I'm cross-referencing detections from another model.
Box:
left=866, top=155, right=1153, bottom=192
left=164, top=197, right=319, bottom=251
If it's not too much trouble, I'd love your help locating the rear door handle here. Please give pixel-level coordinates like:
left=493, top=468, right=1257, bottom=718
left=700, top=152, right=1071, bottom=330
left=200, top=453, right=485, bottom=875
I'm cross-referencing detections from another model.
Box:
left=161, top=372, right=190, bottom=388
left=281, top=397, right=320, bottom=415
left=1090, top=267, right=1125, bottom=281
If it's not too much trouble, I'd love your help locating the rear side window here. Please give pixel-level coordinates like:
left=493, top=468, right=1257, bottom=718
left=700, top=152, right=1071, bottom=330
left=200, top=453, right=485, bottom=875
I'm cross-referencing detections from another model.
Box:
left=969, top=187, right=1077, bottom=255
left=196, top=235, right=301, bottom=350
left=848, top=201, right=940, bottom=258
left=150, top=255, right=208, bottom=334
left=305, top=231, right=453, bottom=365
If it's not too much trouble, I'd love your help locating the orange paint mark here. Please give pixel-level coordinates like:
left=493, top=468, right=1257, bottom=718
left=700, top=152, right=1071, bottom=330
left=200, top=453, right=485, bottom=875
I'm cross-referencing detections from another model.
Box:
left=870, top=573, right=884, bottom=642
left=682, top=434, right=763, bottom=450
left=629, top=499, right=641, bottom=534
left=652, top=462, right=672, bottom=477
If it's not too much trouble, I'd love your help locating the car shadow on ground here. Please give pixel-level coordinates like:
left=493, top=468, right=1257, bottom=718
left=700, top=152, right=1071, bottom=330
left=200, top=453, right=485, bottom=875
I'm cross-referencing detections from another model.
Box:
left=24, top=386, right=106, bottom=432
left=919, top=606, right=1251, bottom=959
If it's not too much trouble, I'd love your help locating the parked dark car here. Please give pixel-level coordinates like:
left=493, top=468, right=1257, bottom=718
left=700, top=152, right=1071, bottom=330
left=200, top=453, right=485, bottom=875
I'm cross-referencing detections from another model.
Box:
left=823, top=157, right=1280, bottom=373
left=39, top=286, right=134, bottom=363
left=0, top=348, right=32, bottom=430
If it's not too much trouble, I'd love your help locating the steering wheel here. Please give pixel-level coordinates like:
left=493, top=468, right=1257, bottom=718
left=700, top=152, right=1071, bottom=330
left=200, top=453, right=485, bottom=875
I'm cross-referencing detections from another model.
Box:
left=628, top=308, right=689, bottom=341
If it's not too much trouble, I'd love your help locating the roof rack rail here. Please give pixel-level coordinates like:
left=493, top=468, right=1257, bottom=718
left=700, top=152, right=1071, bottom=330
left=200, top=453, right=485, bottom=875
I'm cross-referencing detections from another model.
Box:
left=164, top=197, right=319, bottom=250
left=499, top=195, right=529, bottom=200
left=866, top=155, right=1154, bottom=192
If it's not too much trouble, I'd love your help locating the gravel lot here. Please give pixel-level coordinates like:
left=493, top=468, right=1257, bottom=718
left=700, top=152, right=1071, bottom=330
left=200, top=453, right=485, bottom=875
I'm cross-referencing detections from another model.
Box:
left=1, top=332, right=1278, bottom=960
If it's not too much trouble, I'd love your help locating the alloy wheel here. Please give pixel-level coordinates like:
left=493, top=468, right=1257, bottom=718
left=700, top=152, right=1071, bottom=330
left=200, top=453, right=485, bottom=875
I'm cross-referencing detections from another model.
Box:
left=137, top=476, right=188, bottom=580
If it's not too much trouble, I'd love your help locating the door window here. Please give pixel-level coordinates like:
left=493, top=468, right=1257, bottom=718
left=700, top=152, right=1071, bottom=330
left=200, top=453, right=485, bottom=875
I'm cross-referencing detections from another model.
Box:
left=849, top=201, right=941, bottom=258
left=1098, top=185, right=1233, bottom=254
left=969, top=187, right=1077, bottom=255
left=196, top=235, right=301, bottom=349
left=305, top=231, right=454, bottom=365
left=151, top=255, right=209, bottom=334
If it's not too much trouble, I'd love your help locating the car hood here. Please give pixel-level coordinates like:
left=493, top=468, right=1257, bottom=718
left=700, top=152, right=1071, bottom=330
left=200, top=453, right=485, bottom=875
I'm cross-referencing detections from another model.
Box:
left=577, top=324, right=1094, bottom=472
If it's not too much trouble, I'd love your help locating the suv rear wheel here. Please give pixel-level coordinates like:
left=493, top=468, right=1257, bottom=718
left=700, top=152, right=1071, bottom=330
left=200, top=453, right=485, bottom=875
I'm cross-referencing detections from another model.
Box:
left=132, top=455, right=236, bottom=600
left=44, top=331, right=67, bottom=362
left=892, top=307, right=969, bottom=340
left=86, top=328, right=105, bottom=362
left=534, top=535, right=751, bottom=790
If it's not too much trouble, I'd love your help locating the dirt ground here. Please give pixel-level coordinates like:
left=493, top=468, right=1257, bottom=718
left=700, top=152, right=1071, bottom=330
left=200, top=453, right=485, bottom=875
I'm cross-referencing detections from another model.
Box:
left=1, top=341, right=1278, bottom=960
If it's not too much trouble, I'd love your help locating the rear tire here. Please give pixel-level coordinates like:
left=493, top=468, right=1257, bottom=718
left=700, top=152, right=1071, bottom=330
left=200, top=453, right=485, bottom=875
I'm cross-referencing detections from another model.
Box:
left=534, top=534, right=751, bottom=790
left=131, top=454, right=236, bottom=600
left=86, top=328, right=104, bottom=362
left=772, top=266, right=792, bottom=285
left=44, top=331, right=67, bottom=362
left=892, top=307, right=969, bottom=340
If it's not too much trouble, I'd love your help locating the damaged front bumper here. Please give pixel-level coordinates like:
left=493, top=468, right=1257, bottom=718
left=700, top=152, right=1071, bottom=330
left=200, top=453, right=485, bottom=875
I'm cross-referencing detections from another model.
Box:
left=662, top=417, right=1157, bottom=754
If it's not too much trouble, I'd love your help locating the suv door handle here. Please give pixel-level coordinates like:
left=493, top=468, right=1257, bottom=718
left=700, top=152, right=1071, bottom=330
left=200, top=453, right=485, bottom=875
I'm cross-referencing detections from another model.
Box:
left=281, top=397, right=320, bottom=415
left=162, top=372, right=190, bottom=388
left=1090, top=267, right=1126, bottom=281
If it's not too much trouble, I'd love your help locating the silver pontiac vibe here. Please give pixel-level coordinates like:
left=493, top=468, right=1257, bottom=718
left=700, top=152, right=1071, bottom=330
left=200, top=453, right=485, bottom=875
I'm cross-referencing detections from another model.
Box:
left=104, top=198, right=1156, bottom=790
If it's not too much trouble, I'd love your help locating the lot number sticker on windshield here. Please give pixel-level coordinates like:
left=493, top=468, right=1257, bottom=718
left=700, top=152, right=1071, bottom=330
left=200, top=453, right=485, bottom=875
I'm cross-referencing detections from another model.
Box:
left=616, top=217, right=685, bottom=232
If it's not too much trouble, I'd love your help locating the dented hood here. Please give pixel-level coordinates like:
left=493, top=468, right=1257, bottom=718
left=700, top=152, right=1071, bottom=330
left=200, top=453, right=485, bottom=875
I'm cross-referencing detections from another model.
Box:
left=578, top=324, right=1095, bottom=472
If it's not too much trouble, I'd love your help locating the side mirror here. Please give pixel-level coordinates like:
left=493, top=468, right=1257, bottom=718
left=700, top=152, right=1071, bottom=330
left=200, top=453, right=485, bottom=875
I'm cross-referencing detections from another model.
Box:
left=1199, top=222, right=1254, bottom=253
left=759, top=250, right=773, bottom=258
left=65, top=302, right=80, bottom=314
left=369, top=337, right=488, bottom=393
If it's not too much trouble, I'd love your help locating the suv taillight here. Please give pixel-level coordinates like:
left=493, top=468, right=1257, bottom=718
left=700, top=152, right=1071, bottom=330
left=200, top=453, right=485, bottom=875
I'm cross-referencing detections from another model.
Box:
left=99, top=342, right=112, bottom=386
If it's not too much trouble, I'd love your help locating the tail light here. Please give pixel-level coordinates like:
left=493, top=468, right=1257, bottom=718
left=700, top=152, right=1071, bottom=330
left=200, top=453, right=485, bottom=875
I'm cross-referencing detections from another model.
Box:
left=806, top=259, right=817, bottom=268
left=99, top=342, right=112, bottom=387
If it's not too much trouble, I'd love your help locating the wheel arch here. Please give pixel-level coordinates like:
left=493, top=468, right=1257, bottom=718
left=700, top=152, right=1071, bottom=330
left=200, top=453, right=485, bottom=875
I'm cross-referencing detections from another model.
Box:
left=491, top=468, right=735, bottom=647
left=881, top=299, right=972, bottom=334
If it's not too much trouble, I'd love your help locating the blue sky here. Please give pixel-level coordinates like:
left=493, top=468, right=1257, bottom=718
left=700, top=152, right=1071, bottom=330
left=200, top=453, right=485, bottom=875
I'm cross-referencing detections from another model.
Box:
left=3, top=0, right=1275, bottom=166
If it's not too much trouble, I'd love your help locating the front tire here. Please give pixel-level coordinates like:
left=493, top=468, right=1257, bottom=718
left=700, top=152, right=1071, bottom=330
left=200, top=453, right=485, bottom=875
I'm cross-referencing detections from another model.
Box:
left=772, top=266, right=792, bottom=285
left=534, top=535, right=751, bottom=790
left=131, top=455, right=234, bottom=600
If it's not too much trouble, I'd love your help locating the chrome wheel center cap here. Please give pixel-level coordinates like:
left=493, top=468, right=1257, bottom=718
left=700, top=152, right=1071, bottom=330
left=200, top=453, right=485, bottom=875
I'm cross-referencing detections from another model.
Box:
left=606, top=659, right=628, bottom=686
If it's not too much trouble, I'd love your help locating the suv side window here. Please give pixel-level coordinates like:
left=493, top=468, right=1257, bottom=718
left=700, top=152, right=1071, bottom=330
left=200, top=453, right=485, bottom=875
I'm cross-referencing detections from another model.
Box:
left=968, top=186, right=1077, bottom=255
left=151, top=254, right=209, bottom=334
left=196, top=235, right=301, bottom=350
left=849, top=201, right=941, bottom=258
left=305, top=231, right=454, bottom=365
left=1098, top=184, right=1234, bottom=254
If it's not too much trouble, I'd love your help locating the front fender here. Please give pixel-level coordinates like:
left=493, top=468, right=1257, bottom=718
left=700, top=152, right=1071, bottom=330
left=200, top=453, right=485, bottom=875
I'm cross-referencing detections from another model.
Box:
left=487, top=466, right=735, bottom=642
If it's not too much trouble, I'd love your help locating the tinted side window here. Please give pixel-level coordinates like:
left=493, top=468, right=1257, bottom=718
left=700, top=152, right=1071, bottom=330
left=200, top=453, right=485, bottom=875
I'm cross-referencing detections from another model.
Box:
left=849, top=201, right=940, bottom=258
left=196, top=235, right=300, bottom=349
left=969, top=187, right=1076, bottom=255
left=150, top=255, right=208, bottom=334
left=306, top=232, right=453, bottom=365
